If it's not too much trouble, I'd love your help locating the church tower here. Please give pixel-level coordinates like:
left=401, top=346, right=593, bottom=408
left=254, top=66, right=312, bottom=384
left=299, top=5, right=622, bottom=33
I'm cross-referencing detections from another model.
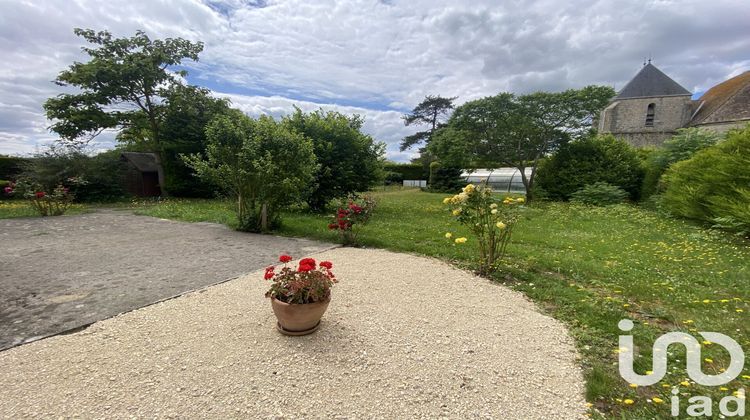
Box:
left=598, top=63, right=694, bottom=147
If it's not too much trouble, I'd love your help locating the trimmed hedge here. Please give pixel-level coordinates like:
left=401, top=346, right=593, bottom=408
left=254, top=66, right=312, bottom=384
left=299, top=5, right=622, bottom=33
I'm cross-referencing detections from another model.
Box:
left=0, top=155, right=27, bottom=180
left=383, top=163, right=426, bottom=181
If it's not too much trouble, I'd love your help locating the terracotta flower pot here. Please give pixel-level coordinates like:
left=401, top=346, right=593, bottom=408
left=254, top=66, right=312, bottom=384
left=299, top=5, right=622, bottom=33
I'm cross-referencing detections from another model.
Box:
left=270, top=297, right=330, bottom=336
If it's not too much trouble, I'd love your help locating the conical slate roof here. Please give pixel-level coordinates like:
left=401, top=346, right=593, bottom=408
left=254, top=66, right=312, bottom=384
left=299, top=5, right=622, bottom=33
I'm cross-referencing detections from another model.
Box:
left=616, top=63, right=691, bottom=99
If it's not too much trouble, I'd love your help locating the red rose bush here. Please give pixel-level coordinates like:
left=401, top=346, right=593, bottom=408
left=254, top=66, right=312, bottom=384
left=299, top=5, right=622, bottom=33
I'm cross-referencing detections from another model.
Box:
left=264, top=255, right=337, bottom=304
left=328, top=194, right=376, bottom=246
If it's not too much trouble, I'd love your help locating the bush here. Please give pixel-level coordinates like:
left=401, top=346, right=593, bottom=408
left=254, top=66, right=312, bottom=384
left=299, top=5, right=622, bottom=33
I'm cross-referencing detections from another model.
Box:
left=443, top=184, right=523, bottom=275
left=327, top=194, right=376, bottom=246
left=0, top=155, right=27, bottom=180
left=283, top=108, right=384, bottom=211
left=641, top=128, right=720, bottom=200
left=536, top=134, right=644, bottom=201
left=570, top=182, right=629, bottom=206
left=427, top=164, right=464, bottom=193
left=662, top=125, right=750, bottom=237
left=184, top=111, right=317, bottom=232
left=18, top=147, right=127, bottom=203
left=383, top=171, right=404, bottom=186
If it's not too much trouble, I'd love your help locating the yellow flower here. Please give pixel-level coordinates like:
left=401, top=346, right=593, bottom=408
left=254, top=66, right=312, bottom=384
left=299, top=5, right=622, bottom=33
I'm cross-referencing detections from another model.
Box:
left=629, top=383, right=638, bottom=388
left=623, top=399, right=634, bottom=405
left=720, top=387, right=730, bottom=391
left=463, top=184, right=476, bottom=193
left=445, top=232, right=452, bottom=239
left=516, top=197, right=525, bottom=203
left=496, top=222, right=506, bottom=229
left=452, top=209, right=462, bottom=216
left=442, top=197, right=451, bottom=204
left=491, top=209, right=498, bottom=214
left=704, top=358, right=713, bottom=363
left=680, top=381, right=690, bottom=387
left=652, top=397, right=664, bottom=404
left=455, top=237, right=467, bottom=244
left=490, top=203, right=498, bottom=209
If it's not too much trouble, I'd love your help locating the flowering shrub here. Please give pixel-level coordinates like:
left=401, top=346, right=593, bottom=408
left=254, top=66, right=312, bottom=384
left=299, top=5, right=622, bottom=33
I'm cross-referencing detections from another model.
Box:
left=328, top=194, right=376, bottom=246
left=264, top=255, right=337, bottom=304
left=4, top=181, right=74, bottom=216
left=443, top=183, right=523, bottom=274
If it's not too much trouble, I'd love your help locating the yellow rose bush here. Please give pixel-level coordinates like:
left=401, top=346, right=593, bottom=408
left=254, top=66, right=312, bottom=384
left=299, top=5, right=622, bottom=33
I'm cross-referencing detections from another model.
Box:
left=443, top=183, right=523, bottom=274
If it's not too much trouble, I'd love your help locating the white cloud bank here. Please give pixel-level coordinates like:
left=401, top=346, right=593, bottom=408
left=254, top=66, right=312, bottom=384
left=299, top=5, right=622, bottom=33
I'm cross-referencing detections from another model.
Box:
left=0, top=0, right=748, bottom=159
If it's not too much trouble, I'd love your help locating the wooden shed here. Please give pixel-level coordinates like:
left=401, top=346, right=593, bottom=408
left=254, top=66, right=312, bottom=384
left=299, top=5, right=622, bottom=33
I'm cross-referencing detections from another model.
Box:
left=121, top=152, right=162, bottom=197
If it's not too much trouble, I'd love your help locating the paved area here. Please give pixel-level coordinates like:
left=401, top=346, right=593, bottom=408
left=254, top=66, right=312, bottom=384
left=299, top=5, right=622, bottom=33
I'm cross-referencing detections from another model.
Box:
left=0, top=210, right=333, bottom=350
left=0, top=248, right=587, bottom=418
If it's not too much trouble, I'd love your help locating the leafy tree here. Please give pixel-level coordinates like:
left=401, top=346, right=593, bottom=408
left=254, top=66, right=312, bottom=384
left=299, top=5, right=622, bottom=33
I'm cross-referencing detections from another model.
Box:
left=43, top=28, right=204, bottom=195
left=120, top=84, right=232, bottom=197
left=535, top=134, right=644, bottom=201
left=183, top=111, right=317, bottom=232
left=429, top=86, right=614, bottom=200
left=400, top=95, right=457, bottom=171
left=283, top=108, right=384, bottom=211
left=641, top=128, right=721, bottom=199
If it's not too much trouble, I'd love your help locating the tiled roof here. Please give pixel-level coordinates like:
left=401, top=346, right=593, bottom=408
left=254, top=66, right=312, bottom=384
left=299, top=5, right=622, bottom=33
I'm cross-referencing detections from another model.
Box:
left=691, top=71, right=750, bottom=125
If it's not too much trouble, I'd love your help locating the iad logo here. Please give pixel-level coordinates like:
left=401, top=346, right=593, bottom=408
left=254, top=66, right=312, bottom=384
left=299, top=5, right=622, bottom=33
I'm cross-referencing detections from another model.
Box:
left=618, top=319, right=746, bottom=417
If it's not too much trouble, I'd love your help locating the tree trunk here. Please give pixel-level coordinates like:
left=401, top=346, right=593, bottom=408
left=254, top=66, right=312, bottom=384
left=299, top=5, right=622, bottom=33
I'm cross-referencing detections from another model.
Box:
left=260, top=203, right=268, bottom=232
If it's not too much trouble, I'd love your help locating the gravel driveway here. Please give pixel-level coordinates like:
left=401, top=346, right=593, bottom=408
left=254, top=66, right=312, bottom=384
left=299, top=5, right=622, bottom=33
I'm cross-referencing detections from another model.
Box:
left=0, top=210, right=333, bottom=350
left=0, top=248, right=587, bottom=419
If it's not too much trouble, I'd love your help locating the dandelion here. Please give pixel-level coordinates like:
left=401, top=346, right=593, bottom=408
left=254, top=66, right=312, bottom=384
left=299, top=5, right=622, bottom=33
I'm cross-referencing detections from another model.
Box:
left=704, top=358, right=713, bottom=363
left=652, top=397, right=664, bottom=404
left=720, top=387, right=730, bottom=391
left=455, top=237, right=467, bottom=244
left=736, top=309, right=744, bottom=313
left=445, top=232, right=453, bottom=239
left=680, top=381, right=691, bottom=387
left=629, top=383, right=638, bottom=388
left=623, top=399, right=634, bottom=405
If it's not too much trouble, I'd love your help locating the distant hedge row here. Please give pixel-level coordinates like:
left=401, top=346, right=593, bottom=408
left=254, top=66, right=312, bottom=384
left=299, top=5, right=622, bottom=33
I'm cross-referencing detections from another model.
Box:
left=383, top=163, right=426, bottom=180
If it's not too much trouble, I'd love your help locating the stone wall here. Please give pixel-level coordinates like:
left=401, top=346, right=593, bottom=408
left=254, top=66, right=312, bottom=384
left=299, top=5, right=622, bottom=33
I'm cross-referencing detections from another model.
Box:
left=599, top=95, right=694, bottom=147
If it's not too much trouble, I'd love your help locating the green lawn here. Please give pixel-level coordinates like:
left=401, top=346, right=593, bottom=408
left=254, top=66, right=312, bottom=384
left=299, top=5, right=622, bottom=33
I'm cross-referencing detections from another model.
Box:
left=0, top=200, right=87, bottom=219
left=17, top=189, right=750, bottom=418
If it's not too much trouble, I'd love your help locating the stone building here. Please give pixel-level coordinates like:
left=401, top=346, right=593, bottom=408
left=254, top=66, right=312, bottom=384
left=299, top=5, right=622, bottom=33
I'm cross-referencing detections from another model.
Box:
left=598, top=63, right=750, bottom=147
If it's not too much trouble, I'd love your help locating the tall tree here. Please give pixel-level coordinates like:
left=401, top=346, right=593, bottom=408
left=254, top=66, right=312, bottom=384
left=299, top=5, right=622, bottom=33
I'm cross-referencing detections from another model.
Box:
left=43, top=28, right=204, bottom=195
left=429, top=86, right=615, bottom=200
left=283, top=107, right=385, bottom=211
left=400, top=95, right=457, bottom=152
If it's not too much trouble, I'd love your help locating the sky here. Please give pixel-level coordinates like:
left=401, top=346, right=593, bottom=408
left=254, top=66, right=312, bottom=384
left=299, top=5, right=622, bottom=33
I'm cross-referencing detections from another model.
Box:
left=0, top=0, right=748, bottom=161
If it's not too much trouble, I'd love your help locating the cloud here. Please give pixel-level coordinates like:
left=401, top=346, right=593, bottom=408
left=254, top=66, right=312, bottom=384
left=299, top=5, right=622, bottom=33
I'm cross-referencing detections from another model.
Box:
left=0, top=0, right=748, bottom=159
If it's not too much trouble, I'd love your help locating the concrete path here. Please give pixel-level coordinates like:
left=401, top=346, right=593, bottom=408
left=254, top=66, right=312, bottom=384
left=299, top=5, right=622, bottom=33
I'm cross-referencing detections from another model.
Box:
left=0, top=248, right=587, bottom=418
left=0, top=210, right=333, bottom=350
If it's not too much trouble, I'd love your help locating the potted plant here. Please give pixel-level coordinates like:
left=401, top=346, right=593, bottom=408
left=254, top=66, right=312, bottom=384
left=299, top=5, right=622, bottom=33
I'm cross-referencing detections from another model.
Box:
left=264, top=255, right=337, bottom=336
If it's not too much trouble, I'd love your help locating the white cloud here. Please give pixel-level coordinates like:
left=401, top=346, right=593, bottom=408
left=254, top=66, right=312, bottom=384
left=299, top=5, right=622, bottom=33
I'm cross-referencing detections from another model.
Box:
left=0, top=0, right=748, bottom=159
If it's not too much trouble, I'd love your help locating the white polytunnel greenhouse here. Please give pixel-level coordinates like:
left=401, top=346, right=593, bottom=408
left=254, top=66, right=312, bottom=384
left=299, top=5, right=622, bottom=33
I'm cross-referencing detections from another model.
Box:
left=461, top=168, right=532, bottom=194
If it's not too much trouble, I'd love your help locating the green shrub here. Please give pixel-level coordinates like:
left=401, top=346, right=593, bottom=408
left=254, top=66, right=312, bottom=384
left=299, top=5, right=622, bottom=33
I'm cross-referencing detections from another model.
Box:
left=18, top=147, right=127, bottom=203
left=283, top=108, right=384, bottom=211
left=536, top=134, right=644, bottom=201
left=641, top=128, right=720, bottom=200
left=427, top=164, right=464, bottom=193
left=0, top=155, right=27, bottom=180
left=183, top=111, right=317, bottom=233
left=570, top=182, right=629, bottom=206
left=383, top=171, right=404, bottom=186
left=662, top=125, right=750, bottom=236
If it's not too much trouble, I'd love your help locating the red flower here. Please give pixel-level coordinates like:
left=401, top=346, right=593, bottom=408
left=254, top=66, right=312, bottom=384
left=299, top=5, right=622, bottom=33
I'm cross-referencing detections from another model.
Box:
left=327, top=223, right=338, bottom=230
left=264, top=266, right=275, bottom=280
left=35, top=191, right=46, bottom=198
left=3, top=186, right=12, bottom=194
left=320, top=261, right=333, bottom=269
left=279, top=254, right=292, bottom=263
left=298, top=258, right=316, bottom=272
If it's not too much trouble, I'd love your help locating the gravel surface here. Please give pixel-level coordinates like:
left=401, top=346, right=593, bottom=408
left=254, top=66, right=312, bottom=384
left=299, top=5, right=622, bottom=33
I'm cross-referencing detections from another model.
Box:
left=0, top=210, right=332, bottom=350
left=0, top=248, right=587, bottom=419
